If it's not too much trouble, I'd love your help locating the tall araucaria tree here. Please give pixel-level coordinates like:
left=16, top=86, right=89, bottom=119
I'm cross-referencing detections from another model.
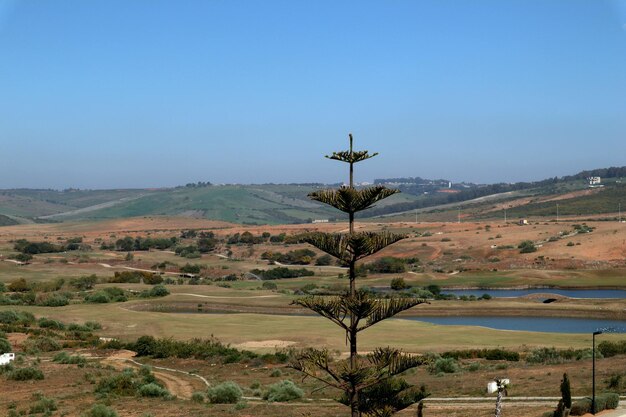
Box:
left=290, top=134, right=429, bottom=417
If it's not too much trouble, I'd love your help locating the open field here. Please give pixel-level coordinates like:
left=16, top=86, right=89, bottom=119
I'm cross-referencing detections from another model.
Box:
left=0, top=216, right=624, bottom=417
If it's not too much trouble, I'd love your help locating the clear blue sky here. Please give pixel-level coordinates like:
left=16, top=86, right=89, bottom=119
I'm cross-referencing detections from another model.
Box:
left=1, top=0, right=625, bottom=189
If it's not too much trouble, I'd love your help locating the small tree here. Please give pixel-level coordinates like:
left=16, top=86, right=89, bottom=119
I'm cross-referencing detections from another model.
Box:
left=290, top=135, right=428, bottom=417
left=560, top=373, right=571, bottom=408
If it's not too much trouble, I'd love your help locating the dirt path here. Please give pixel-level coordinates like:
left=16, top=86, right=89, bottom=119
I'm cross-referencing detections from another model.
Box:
left=101, top=350, right=205, bottom=399
left=174, top=293, right=279, bottom=299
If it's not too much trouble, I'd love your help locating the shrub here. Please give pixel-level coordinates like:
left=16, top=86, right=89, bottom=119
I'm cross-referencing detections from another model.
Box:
left=251, top=267, right=314, bottom=280
left=23, top=336, right=61, bottom=354
left=467, top=362, right=480, bottom=372
left=262, top=281, right=277, bottom=290
left=526, top=347, right=563, bottom=364
left=82, top=404, right=119, bottom=417
left=138, top=382, right=170, bottom=397
left=29, top=392, right=57, bottom=414
left=518, top=240, right=537, bottom=253
left=71, top=274, right=99, bottom=290
left=270, top=369, right=282, bottom=377
left=0, top=310, right=35, bottom=325
left=148, top=285, right=169, bottom=297
left=85, top=292, right=111, bottom=303
left=430, top=357, right=460, bottom=374
left=263, top=380, right=304, bottom=402
left=570, top=393, right=619, bottom=415
left=0, top=338, right=12, bottom=354
left=38, top=317, right=66, bottom=330
left=206, top=381, right=243, bottom=404
left=85, top=321, right=102, bottom=330
left=37, top=293, right=70, bottom=307
left=96, top=369, right=140, bottom=396
left=7, top=366, right=44, bottom=381
left=53, top=351, right=87, bottom=365
left=390, top=277, right=408, bottom=290
left=191, top=391, right=205, bottom=403
left=598, top=340, right=626, bottom=358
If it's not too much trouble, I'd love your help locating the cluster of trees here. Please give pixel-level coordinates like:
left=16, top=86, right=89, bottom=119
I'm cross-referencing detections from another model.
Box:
left=111, top=236, right=178, bottom=252
left=13, top=239, right=65, bottom=255
left=109, top=271, right=163, bottom=285
left=364, top=256, right=418, bottom=274
left=261, top=248, right=316, bottom=265
left=227, top=231, right=270, bottom=244
left=250, top=267, right=314, bottom=280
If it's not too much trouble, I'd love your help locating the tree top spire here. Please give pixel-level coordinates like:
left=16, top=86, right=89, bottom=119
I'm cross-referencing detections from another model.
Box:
left=325, top=133, right=379, bottom=164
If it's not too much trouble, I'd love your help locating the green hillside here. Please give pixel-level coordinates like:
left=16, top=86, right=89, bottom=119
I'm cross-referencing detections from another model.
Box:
left=0, top=171, right=623, bottom=225
left=77, top=185, right=416, bottom=224
left=0, top=214, right=19, bottom=226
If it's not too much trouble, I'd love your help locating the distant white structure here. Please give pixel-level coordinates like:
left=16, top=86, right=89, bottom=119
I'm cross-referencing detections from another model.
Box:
left=0, top=353, right=15, bottom=365
left=588, top=176, right=602, bottom=187
left=519, top=219, right=529, bottom=225
left=311, top=219, right=329, bottom=223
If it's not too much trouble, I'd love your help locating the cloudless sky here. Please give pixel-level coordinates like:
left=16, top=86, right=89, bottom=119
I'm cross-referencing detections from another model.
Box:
left=1, top=0, right=625, bottom=189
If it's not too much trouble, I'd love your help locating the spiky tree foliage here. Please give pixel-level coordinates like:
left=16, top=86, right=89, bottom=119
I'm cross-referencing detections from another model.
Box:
left=290, top=134, right=428, bottom=417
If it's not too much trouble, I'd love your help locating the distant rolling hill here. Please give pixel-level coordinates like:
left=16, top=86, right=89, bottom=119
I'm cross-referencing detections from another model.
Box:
left=0, top=167, right=624, bottom=225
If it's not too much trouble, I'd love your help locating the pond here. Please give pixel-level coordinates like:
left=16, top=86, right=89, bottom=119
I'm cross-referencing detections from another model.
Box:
left=441, top=289, right=626, bottom=299
left=405, top=316, right=626, bottom=333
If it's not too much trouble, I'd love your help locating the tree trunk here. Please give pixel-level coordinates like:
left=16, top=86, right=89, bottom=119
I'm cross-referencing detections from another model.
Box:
left=494, top=389, right=503, bottom=417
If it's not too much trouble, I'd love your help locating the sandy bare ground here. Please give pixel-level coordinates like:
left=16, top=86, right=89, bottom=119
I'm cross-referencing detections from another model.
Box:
left=234, top=340, right=297, bottom=349
left=173, top=293, right=279, bottom=299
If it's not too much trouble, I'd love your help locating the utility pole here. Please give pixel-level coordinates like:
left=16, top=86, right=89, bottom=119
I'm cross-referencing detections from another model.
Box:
left=619, top=203, right=622, bottom=223
left=556, top=203, right=559, bottom=223
left=504, top=207, right=507, bottom=224
left=592, top=331, right=602, bottom=414
left=457, top=207, right=461, bottom=224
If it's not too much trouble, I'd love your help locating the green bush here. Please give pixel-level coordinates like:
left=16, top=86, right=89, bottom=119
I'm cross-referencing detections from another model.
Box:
left=38, top=317, right=66, bottom=330
left=0, top=310, right=35, bottom=325
left=191, top=391, right=205, bottom=403
left=53, top=351, right=87, bottom=365
left=598, top=340, right=626, bottom=358
left=430, top=357, right=460, bottom=374
left=518, top=240, right=537, bottom=253
left=131, top=335, right=260, bottom=363
left=23, top=336, right=61, bottom=354
left=206, top=381, right=243, bottom=404
left=142, top=285, right=169, bottom=298
left=526, top=347, right=564, bottom=364
left=85, top=292, right=111, bottom=304
left=29, top=392, right=57, bottom=414
left=0, top=338, right=12, bottom=354
left=138, top=382, right=170, bottom=397
left=82, top=404, right=119, bottom=417
left=262, top=281, right=277, bottom=290
left=390, top=277, right=408, bottom=290
left=7, top=366, right=44, bottom=381
left=37, top=293, right=70, bottom=307
left=95, top=369, right=138, bottom=396
left=442, top=348, right=519, bottom=361
left=570, top=393, right=619, bottom=415
left=263, top=380, right=304, bottom=402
